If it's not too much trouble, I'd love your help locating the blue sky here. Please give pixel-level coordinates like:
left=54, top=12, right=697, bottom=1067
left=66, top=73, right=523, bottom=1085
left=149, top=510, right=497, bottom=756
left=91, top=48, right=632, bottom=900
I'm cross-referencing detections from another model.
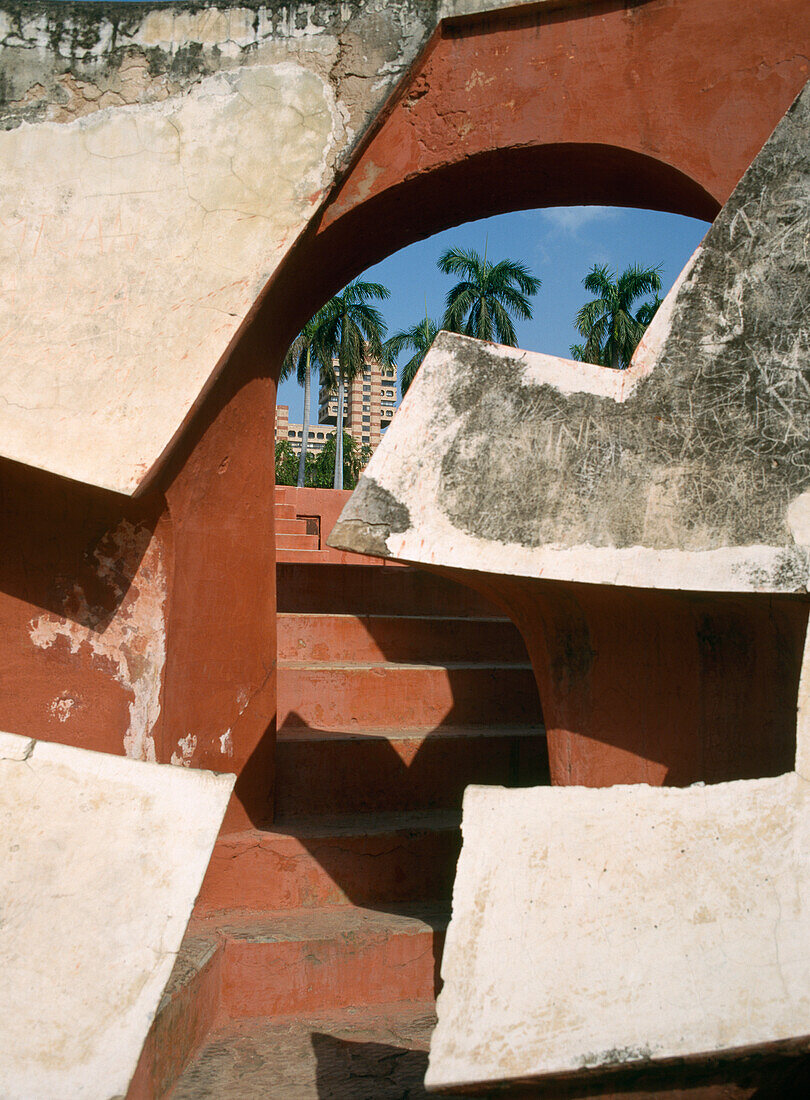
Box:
left=278, top=206, right=709, bottom=420
left=65, top=8, right=710, bottom=420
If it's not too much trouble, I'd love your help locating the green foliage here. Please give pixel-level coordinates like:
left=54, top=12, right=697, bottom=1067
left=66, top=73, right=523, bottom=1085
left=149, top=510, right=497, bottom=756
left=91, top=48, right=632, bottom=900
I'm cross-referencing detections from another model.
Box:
left=384, top=316, right=440, bottom=395
left=306, top=432, right=370, bottom=490
left=276, top=432, right=371, bottom=490
left=315, top=280, right=391, bottom=391
left=275, top=439, right=300, bottom=486
left=314, top=279, right=390, bottom=489
left=281, top=305, right=339, bottom=487
left=570, top=263, right=663, bottom=369
left=439, top=245, right=540, bottom=345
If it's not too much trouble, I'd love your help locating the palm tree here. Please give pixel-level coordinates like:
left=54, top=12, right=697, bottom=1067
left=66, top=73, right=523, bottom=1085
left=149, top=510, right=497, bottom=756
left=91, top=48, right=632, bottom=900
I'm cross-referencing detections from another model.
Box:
left=316, top=280, right=390, bottom=490
left=281, top=307, right=331, bottom=487
left=570, top=263, right=663, bottom=369
left=439, top=245, right=540, bottom=345
left=384, top=316, right=440, bottom=396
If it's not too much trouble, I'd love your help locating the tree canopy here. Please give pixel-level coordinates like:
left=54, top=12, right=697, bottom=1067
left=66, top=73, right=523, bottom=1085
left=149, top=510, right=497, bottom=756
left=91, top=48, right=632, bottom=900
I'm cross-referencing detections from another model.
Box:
left=570, top=263, right=663, bottom=370
left=315, top=280, right=389, bottom=489
left=384, top=316, right=440, bottom=396
left=439, top=245, right=540, bottom=345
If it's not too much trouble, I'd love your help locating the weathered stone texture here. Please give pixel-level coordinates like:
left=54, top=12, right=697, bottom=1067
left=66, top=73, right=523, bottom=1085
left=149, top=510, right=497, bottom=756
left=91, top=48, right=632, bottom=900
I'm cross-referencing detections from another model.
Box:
left=0, top=1, right=435, bottom=493
left=331, top=81, right=810, bottom=593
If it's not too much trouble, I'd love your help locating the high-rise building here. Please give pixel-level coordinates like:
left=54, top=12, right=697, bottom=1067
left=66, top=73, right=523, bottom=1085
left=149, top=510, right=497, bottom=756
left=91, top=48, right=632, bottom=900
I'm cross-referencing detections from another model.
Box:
left=274, top=405, right=336, bottom=454
left=318, top=356, right=398, bottom=450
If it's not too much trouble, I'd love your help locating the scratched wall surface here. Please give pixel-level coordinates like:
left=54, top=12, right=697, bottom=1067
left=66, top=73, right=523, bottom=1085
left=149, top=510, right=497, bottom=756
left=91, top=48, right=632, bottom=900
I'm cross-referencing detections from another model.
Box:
left=0, top=0, right=532, bottom=495
left=330, top=80, right=810, bottom=593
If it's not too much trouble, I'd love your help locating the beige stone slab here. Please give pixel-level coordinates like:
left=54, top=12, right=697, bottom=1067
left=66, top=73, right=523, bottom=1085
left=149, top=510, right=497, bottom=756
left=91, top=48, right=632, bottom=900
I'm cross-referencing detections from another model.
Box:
left=0, top=732, right=234, bottom=1099
left=427, top=774, right=810, bottom=1092
left=0, top=62, right=347, bottom=495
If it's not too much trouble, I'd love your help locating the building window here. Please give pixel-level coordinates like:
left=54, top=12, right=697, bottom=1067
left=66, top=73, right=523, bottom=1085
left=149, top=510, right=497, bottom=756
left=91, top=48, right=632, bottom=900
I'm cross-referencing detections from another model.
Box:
left=362, top=415, right=370, bottom=423
left=362, top=385, right=371, bottom=394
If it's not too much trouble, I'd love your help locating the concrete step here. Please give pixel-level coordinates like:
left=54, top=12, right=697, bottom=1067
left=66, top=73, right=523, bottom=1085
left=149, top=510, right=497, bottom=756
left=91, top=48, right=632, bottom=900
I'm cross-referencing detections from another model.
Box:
left=275, top=502, right=297, bottom=520
left=277, top=660, right=541, bottom=730
left=275, top=724, right=549, bottom=816
left=277, top=611, right=528, bottom=664
left=275, top=517, right=312, bottom=536
left=276, top=548, right=326, bottom=564
left=276, top=531, right=320, bottom=551
left=277, top=563, right=503, bottom=618
left=169, top=1002, right=449, bottom=1100
left=190, top=905, right=447, bottom=1018
left=274, top=485, right=289, bottom=502
left=197, top=812, right=461, bottom=914
left=129, top=931, right=222, bottom=1099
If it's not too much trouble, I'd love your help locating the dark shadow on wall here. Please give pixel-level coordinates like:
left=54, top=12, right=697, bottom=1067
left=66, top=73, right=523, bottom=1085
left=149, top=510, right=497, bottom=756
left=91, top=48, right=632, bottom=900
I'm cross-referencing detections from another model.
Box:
left=0, top=453, right=164, bottom=627
left=0, top=452, right=170, bottom=752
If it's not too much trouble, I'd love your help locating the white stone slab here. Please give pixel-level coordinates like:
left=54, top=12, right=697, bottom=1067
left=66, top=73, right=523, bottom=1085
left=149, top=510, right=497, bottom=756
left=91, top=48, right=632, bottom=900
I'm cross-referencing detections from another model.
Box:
left=0, top=733, right=234, bottom=1100
left=427, top=775, right=810, bottom=1091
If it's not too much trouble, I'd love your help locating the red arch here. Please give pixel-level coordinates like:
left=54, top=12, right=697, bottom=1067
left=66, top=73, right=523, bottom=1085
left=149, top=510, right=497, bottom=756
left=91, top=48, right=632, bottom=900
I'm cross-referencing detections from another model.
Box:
left=7, top=0, right=805, bottom=827
left=191, top=0, right=807, bottom=820
left=255, top=0, right=808, bottom=357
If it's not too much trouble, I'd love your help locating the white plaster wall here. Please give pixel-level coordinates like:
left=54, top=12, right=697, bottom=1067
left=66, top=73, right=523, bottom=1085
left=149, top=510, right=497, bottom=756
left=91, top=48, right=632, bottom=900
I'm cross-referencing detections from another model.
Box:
left=338, top=332, right=810, bottom=593
left=0, top=731, right=234, bottom=1099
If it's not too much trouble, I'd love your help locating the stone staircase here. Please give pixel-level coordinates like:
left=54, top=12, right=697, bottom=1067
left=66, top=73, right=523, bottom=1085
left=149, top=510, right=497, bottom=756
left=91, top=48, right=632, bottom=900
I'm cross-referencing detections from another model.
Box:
left=275, top=485, right=320, bottom=559
left=141, top=560, right=547, bottom=1098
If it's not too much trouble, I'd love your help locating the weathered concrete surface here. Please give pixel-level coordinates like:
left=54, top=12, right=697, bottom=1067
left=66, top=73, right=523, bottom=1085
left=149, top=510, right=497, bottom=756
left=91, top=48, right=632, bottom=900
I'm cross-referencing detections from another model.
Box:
left=426, top=775, right=810, bottom=1093
left=0, top=0, right=807, bottom=814
left=170, top=1004, right=446, bottom=1099
left=0, top=730, right=234, bottom=1100
left=0, top=0, right=549, bottom=495
left=331, top=80, right=810, bottom=594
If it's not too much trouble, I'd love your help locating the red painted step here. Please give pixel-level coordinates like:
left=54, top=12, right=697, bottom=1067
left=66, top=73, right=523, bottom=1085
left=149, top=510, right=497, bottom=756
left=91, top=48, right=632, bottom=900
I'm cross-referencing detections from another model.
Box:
left=169, top=1002, right=446, bottom=1100
left=197, top=812, right=461, bottom=914
left=193, top=905, right=446, bottom=1018
left=276, top=548, right=323, bottom=564
left=276, top=532, right=319, bottom=552
left=277, top=611, right=529, bottom=664
left=129, top=933, right=222, bottom=1100
left=154, top=556, right=548, bottom=1098
left=275, top=517, right=312, bottom=536
left=277, top=660, right=540, bottom=730
left=274, top=725, right=548, bottom=816
left=275, top=502, right=297, bottom=520
left=277, top=563, right=503, bottom=618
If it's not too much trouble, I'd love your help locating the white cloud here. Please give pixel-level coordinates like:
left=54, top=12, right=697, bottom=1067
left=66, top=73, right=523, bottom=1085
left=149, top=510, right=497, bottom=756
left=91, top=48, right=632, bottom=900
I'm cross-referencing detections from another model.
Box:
left=539, top=206, right=619, bottom=232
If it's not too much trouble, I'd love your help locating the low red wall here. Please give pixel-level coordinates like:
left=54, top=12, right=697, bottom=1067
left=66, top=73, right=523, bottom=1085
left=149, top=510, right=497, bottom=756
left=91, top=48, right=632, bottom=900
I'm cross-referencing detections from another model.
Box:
left=280, top=487, right=402, bottom=567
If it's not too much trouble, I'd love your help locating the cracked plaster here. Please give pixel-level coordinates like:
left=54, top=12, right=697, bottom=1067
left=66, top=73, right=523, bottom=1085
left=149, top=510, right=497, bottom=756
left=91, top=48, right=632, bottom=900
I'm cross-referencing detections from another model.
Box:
left=28, top=519, right=168, bottom=761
